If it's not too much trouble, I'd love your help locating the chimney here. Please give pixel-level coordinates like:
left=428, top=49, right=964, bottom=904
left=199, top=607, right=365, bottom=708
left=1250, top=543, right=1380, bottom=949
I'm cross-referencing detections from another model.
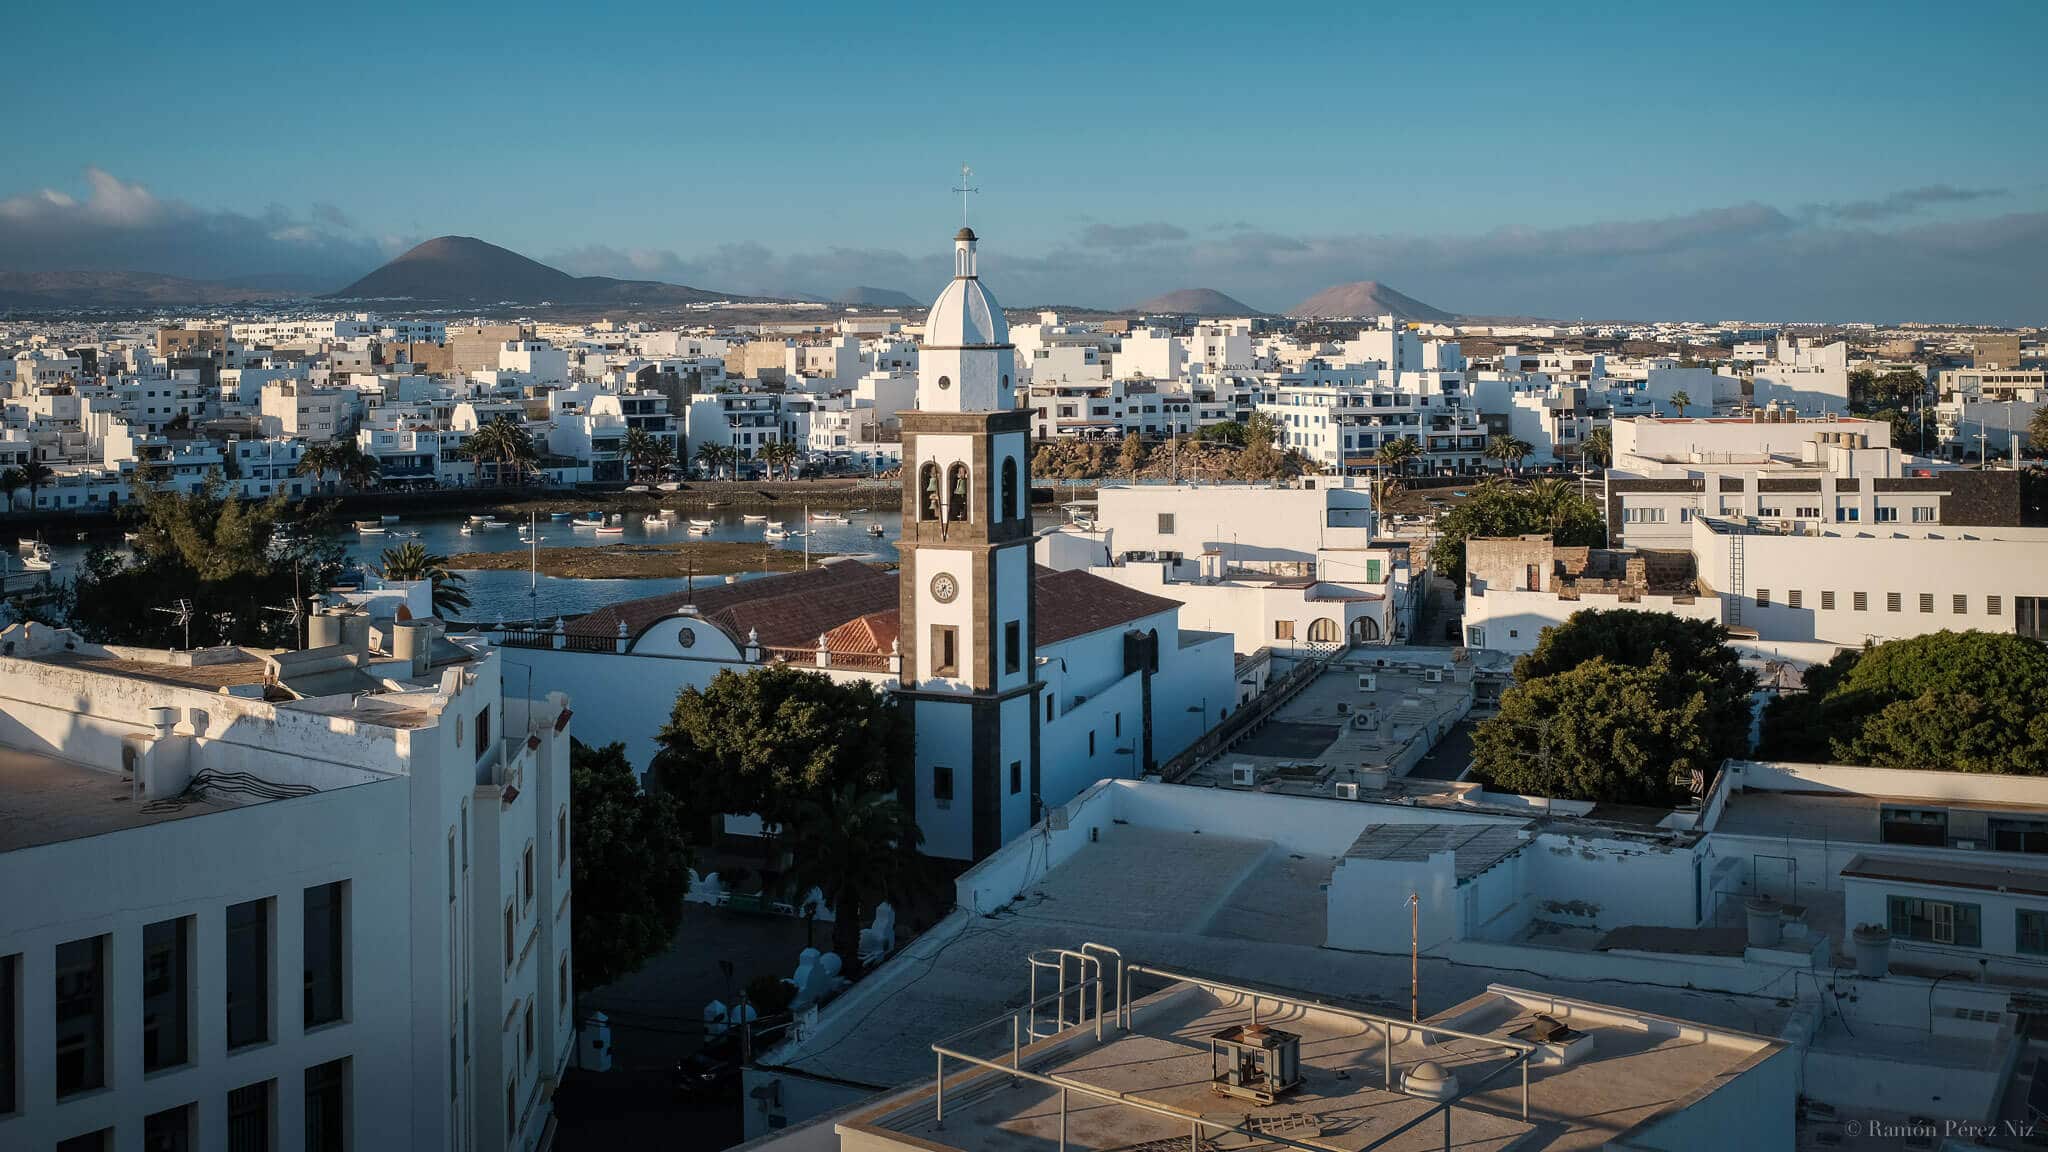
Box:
left=393, top=619, right=432, bottom=679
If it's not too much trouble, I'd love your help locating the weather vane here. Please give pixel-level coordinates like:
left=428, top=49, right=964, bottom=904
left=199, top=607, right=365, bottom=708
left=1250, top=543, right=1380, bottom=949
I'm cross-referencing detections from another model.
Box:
left=953, top=163, right=979, bottom=225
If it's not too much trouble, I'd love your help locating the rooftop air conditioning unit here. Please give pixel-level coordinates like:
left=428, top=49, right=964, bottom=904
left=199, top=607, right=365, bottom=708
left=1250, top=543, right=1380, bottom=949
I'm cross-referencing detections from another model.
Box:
left=1425, top=669, right=1444, bottom=683
left=1333, top=781, right=1360, bottom=801
left=1358, top=673, right=1377, bottom=692
left=1230, top=763, right=1256, bottom=787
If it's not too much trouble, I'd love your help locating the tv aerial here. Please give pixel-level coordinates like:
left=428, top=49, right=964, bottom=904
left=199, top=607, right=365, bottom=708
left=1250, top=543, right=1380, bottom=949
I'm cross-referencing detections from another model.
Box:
left=154, top=598, right=195, bottom=650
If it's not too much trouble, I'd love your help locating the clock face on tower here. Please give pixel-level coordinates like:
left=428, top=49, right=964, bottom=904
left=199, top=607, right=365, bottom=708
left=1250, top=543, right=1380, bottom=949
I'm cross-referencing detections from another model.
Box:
left=929, top=572, right=959, bottom=603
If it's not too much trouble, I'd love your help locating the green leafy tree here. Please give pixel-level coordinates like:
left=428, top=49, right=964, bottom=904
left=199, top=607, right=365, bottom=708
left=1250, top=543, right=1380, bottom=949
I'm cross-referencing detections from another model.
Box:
left=1194, top=421, right=1248, bottom=447
left=570, top=739, right=691, bottom=993
left=1513, top=608, right=1756, bottom=762
left=66, top=476, right=344, bottom=647
left=379, top=540, right=471, bottom=617
left=1234, top=412, right=1288, bottom=481
left=781, top=781, right=921, bottom=975
left=1472, top=656, right=1716, bottom=805
left=1430, top=479, right=1605, bottom=584
left=2027, top=405, right=2048, bottom=457
left=1760, top=631, right=2048, bottom=773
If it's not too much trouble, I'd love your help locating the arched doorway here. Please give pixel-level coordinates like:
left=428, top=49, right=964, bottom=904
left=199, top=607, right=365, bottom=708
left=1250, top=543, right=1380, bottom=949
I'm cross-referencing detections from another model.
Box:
left=1350, top=616, right=1381, bottom=643
left=1308, top=617, right=1340, bottom=644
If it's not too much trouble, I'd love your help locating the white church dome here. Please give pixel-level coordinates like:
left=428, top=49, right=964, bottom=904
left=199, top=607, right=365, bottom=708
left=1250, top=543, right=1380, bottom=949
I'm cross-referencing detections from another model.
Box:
left=924, top=228, right=1009, bottom=348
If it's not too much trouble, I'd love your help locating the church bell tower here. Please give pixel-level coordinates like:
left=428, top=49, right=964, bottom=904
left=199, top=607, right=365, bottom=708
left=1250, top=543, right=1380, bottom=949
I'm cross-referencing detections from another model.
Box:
left=899, top=227, right=1041, bottom=860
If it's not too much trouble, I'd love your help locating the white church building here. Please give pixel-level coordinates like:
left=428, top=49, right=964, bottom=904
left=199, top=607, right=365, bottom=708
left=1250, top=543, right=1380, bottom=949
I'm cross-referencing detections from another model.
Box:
left=492, top=228, right=1235, bottom=860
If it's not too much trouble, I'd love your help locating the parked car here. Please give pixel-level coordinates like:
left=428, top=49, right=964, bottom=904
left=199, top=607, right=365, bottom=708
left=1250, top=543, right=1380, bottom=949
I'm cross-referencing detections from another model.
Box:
left=672, top=1036, right=741, bottom=1100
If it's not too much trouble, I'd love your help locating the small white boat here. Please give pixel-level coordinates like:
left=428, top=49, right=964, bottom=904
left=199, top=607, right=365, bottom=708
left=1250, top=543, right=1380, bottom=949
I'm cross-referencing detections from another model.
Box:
left=468, top=514, right=492, bottom=524
left=643, top=515, right=667, bottom=528
left=550, top=511, right=573, bottom=521
left=625, top=484, right=651, bottom=494
left=17, top=537, right=36, bottom=550
left=657, top=481, right=683, bottom=492
left=393, top=529, right=421, bottom=539
left=595, top=516, right=624, bottom=536
left=741, top=513, right=769, bottom=524
left=354, top=520, right=385, bottom=534
left=866, top=524, right=886, bottom=537
left=459, top=524, right=474, bottom=536
left=687, top=518, right=715, bottom=530
left=21, top=544, right=53, bottom=571
left=810, top=511, right=850, bottom=524
left=379, top=514, right=400, bottom=524
left=478, top=519, right=508, bottom=530
left=572, top=517, right=599, bottom=529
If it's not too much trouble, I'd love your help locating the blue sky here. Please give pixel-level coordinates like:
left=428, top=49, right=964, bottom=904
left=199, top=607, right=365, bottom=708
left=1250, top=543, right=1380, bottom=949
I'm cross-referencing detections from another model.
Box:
left=3, top=0, right=2043, bottom=321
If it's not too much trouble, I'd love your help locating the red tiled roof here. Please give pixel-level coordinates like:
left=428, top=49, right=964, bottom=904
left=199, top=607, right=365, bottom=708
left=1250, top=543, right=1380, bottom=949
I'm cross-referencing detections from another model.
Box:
left=568, top=560, right=1185, bottom=656
left=1033, top=566, right=1182, bottom=645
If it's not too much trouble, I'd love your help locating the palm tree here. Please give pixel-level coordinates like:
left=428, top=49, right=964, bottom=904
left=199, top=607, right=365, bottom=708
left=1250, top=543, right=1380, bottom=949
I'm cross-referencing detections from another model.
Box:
left=21, top=459, right=53, bottom=509
left=337, top=442, right=379, bottom=491
left=295, top=442, right=341, bottom=493
left=1484, top=434, right=1532, bottom=474
left=1581, top=427, right=1612, bottom=469
left=380, top=540, right=471, bottom=618
left=462, top=417, right=538, bottom=487
left=1670, top=390, right=1692, bottom=418
left=694, top=441, right=729, bottom=480
left=622, top=427, right=660, bottom=482
left=762, top=440, right=800, bottom=480
left=780, top=781, right=922, bottom=976
left=1377, top=435, right=1421, bottom=477
left=0, top=466, right=24, bottom=511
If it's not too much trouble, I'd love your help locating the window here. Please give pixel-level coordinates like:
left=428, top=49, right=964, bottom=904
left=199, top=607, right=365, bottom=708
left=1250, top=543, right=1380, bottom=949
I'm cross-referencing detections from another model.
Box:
left=447, top=830, right=457, bottom=900
left=507, top=1077, right=519, bottom=1137
left=558, top=807, right=568, bottom=872
left=1888, top=895, right=1981, bottom=947
left=946, top=463, right=970, bottom=521
left=1989, top=595, right=2003, bottom=616
left=1157, top=513, right=1175, bottom=534
left=56, top=1131, right=110, bottom=1152
left=1954, top=594, right=1969, bottom=615
left=1913, top=505, right=1936, bottom=523
left=918, top=462, right=940, bottom=520
left=1755, top=590, right=1770, bottom=609
left=504, top=903, right=517, bottom=972
left=145, top=1103, right=194, bottom=1152
left=305, top=1058, right=348, bottom=1152
left=1919, top=593, right=1934, bottom=614
left=1874, top=505, right=1898, bottom=523
left=933, top=766, right=954, bottom=808
left=1308, top=617, right=1340, bottom=643
left=1001, top=457, right=1018, bottom=521
left=2020, top=911, right=2048, bottom=956
left=931, top=625, right=958, bottom=677
left=1880, top=806, right=1948, bottom=847
left=1004, top=621, right=1021, bottom=675
left=1045, top=694, right=1054, bottom=722
left=1009, top=760, right=1022, bottom=795
left=226, top=899, right=269, bottom=1049
left=304, top=882, right=346, bottom=1029
left=1821, top=591, right=1835, bottom=610
left=560, top=955, right=571, bottom=1015
left=1274, top=620, right=1295, bottom=640
left=1887, top=592, right=1902, bottom=613
left=0, top=953, right=14, bottom=1115
left=143, top=916, right=191, bottom=1072
left=1787, top=590, right=1802, bottom=610
left=1854, top=591, right=1868, bottom=611
left=55, top=934, right=106, bottom=1097
left=523, top=844, right=535, bottom=910
left=2023, top=598, right=2048, bottom=643
left=523, top=1002, right=535, bottom=1064
left=228, top=1080, right=274, bottom=1152
left=1114, top=713, right=1122, bottom=738
left=474, top=705, right=491, bottom=758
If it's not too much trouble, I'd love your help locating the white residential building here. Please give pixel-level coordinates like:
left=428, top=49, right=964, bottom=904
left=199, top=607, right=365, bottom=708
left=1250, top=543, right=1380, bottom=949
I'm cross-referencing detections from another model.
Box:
left=0, top=612, right=572, bottom=1152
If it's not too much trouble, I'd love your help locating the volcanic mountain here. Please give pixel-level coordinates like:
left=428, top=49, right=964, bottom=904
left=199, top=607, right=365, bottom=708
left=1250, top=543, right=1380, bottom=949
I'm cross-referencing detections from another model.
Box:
left=836, top=285, right=921, bottom=308
left=1286, top=281, right=1454, bottom=322
left=327, top=236, right=743, bottom=305
left=1129, top=287, right=1262, bottom=316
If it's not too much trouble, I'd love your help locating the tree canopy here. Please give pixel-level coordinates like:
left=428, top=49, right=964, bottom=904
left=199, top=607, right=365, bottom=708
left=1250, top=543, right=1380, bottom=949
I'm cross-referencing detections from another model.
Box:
left=1514, top=608, right=1755, bottom=762
left=649, top=664, right=914, bottom=836
left=1472, top=655, right=1717, bottom=806
left=1759, top=631, right=2048, bottom=774
left=1430, top=480, right=1605, bottom=584
left=51, top=476, right=345, bottom=648
left=569, top=739, right=691, bottom=993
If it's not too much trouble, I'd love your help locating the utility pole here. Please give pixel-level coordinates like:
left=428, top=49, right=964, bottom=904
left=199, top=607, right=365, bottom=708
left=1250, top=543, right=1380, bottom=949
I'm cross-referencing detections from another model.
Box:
left=1409, top=892, right=1421, bottom=1023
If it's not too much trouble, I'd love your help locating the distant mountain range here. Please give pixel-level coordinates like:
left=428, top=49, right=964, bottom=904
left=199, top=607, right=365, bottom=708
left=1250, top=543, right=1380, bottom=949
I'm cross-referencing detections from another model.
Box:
left=0, top=270, right=318, bottom=309
left=1287, top=281, right=1454, bottom=323
left=833, top=285, right=920, bottom=308
left=327, top=236, right=754, bottom=306
left=1130, top=288, right=1261, bottom=316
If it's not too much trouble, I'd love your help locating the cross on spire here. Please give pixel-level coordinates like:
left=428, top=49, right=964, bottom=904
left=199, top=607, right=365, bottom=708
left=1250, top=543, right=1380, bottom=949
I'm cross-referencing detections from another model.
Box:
left=952, top=163, right=979, bottom=225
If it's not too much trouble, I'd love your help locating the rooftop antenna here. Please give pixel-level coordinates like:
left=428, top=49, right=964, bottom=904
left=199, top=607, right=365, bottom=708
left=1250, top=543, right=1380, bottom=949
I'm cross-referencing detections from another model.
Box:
left=952, top=163, right=979, bottom=226
left=155, top=598, right=195, bottom=650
